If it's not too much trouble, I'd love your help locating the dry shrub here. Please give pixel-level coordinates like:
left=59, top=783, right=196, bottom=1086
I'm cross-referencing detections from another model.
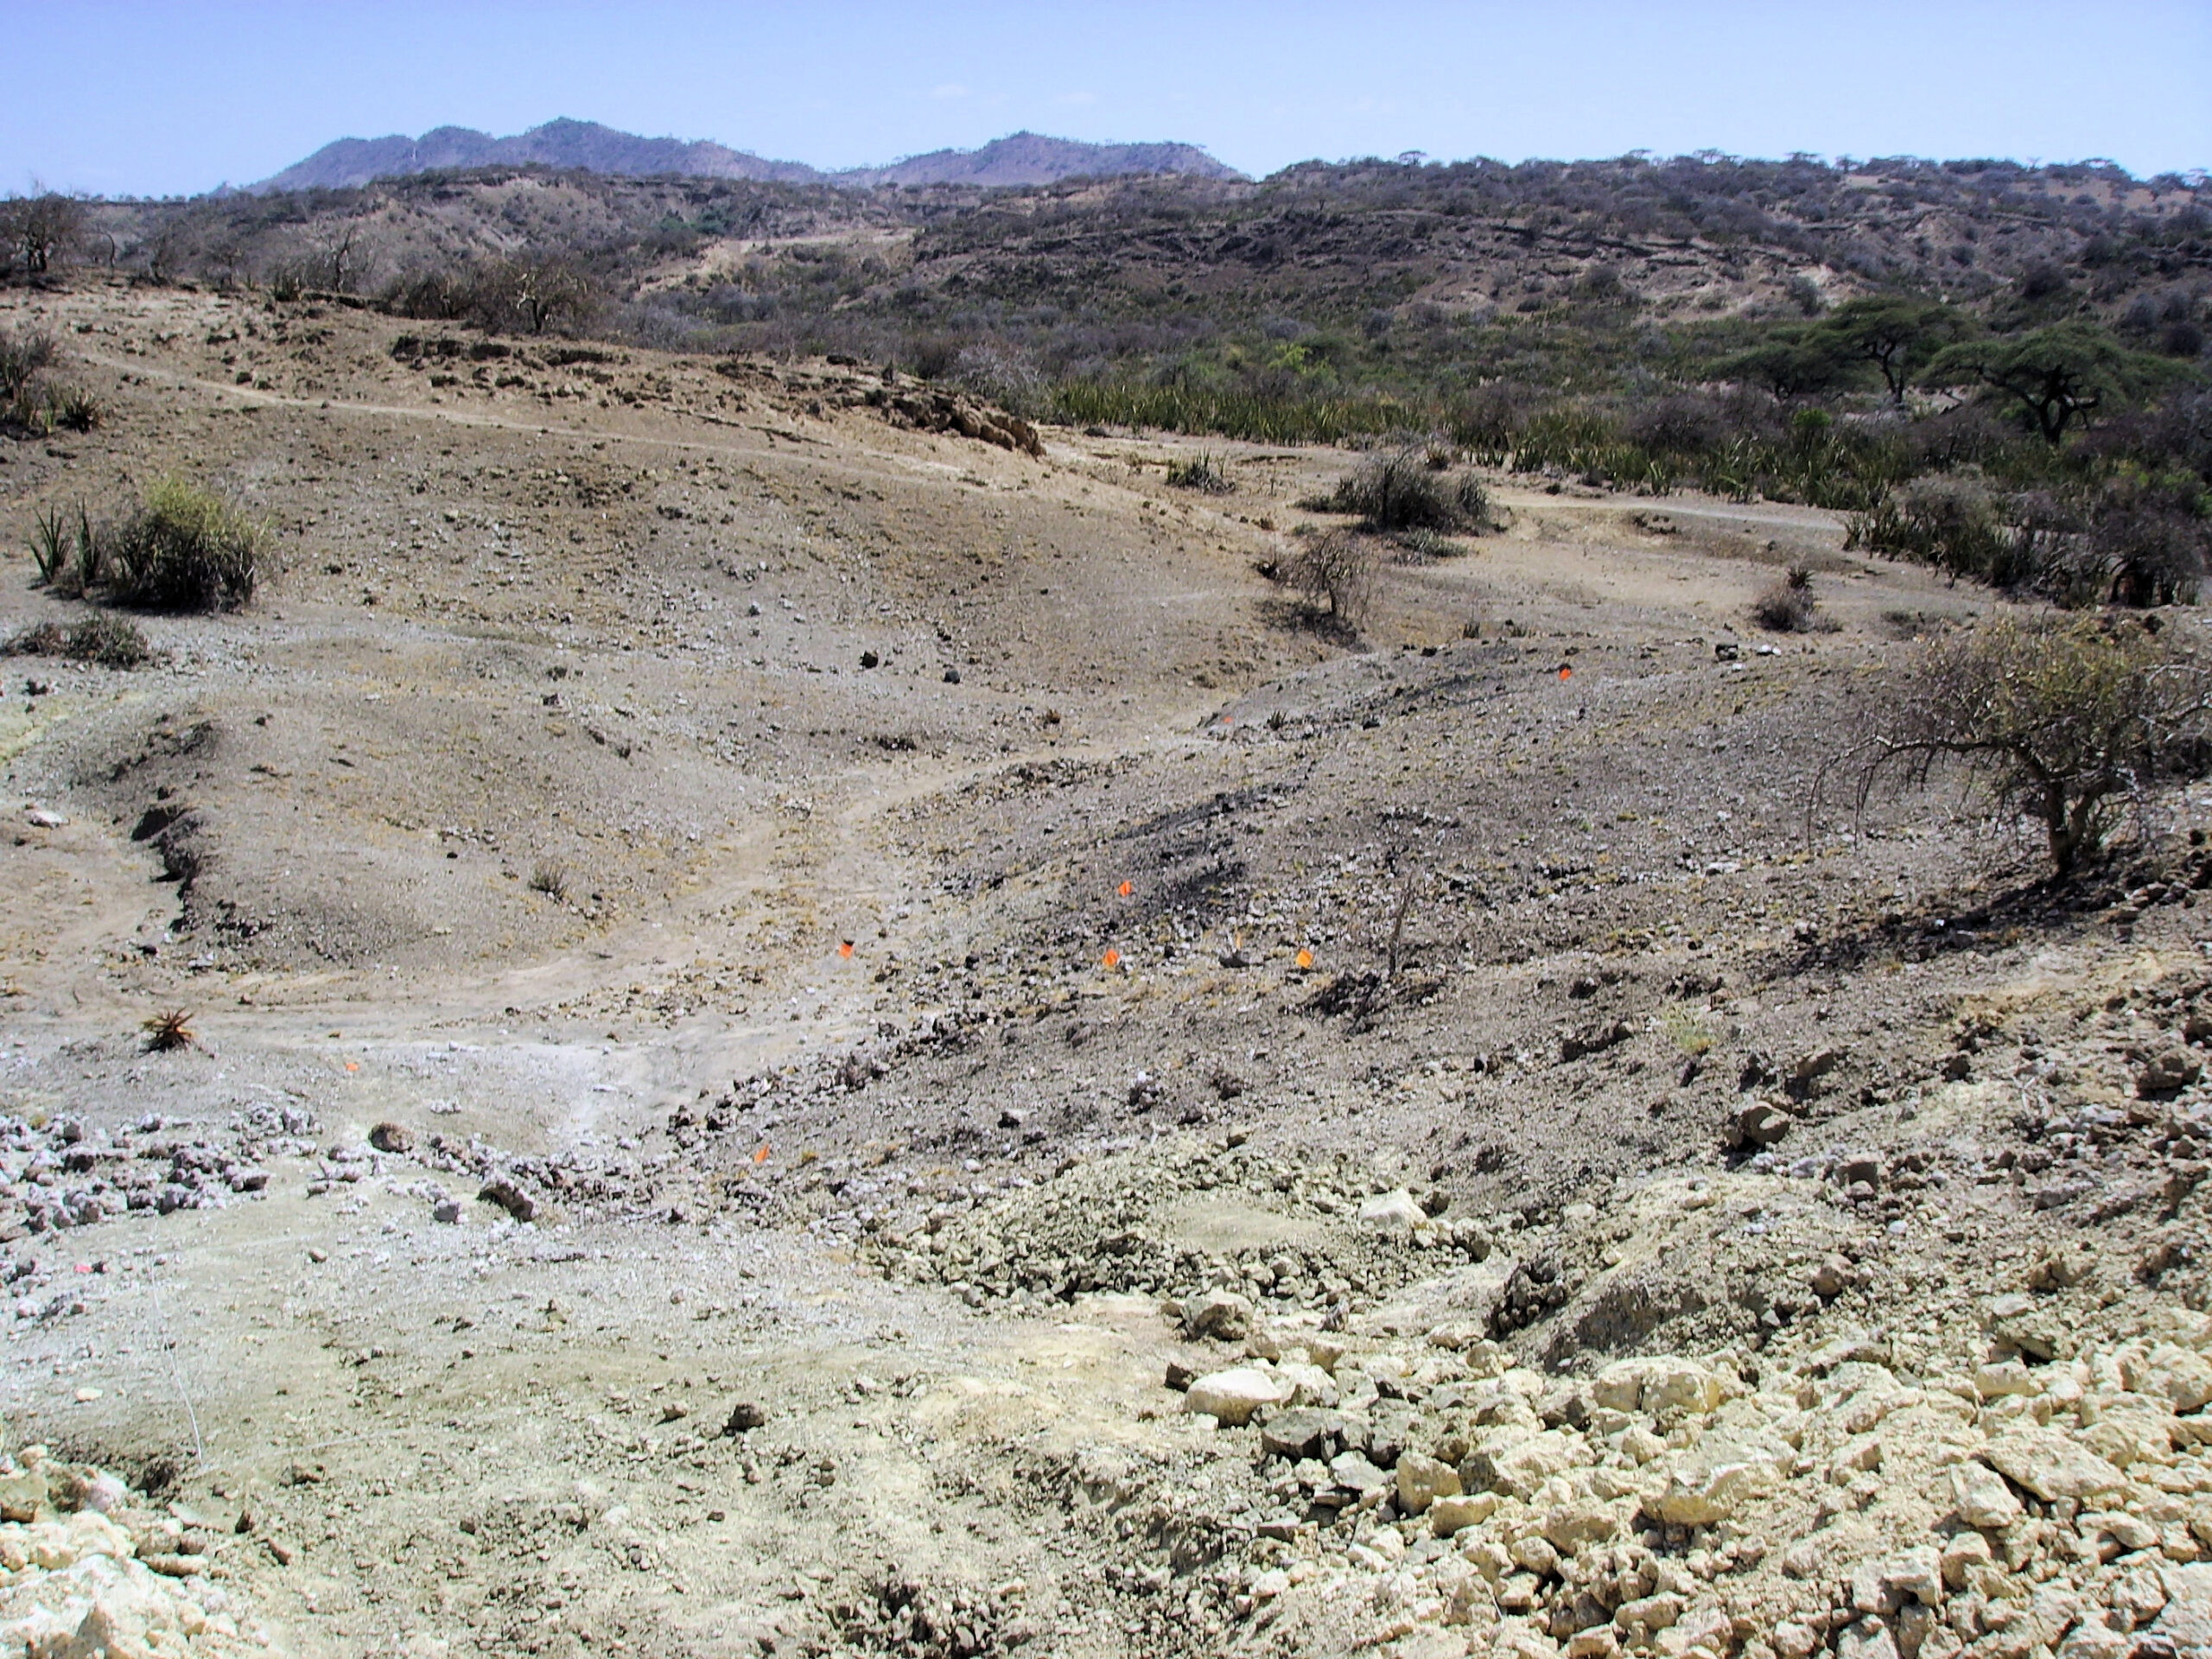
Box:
left=6, top=614, right=153, bottom=668
left=1827, top=615, right=2212, bottom=876
left=1752, top=565, right=1826, bottom=632
left=1325, top=448, right=1489, bottom=531
left=1285, top=531, right=1377, bottom=624
left=141, top=1009, right=196, bottom=1052
left=1165, top=453, right=1233, bottom=493
left=0, top=325, right=55, bottom=398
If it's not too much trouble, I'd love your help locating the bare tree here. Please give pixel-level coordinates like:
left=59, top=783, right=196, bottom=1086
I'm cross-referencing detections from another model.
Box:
left=484, top=254, right=601, bottom=334
left=3, top=193, right=87, bottom=276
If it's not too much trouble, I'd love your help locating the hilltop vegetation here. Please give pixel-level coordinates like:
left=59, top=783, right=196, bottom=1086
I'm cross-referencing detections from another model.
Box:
left=9, top=151, right=2212, bottom=601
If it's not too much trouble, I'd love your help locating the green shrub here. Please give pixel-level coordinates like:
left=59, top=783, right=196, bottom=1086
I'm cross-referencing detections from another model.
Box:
left=1847, top=474, right=2013, bottom=581
left=104, top=477, right=268, bottom=613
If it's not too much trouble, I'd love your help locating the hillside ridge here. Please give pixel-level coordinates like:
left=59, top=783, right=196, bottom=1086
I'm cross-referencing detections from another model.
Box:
left=254, top=117, right=1243, bottom=192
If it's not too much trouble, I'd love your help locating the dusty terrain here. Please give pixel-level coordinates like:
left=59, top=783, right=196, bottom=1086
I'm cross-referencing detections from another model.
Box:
left=3, top=276, right=2212, bottom=1659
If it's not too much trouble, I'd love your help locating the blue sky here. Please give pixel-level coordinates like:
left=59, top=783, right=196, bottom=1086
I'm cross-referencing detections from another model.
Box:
left=6, top=0, right=2208, bottom=197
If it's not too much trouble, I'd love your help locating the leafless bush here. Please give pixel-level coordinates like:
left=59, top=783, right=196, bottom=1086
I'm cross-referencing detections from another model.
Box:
left=949, top=342, right=1046, bottom=419
left=1, top=193, right=87, bottom=276
left=1285, top=531, right=1378, bottom=624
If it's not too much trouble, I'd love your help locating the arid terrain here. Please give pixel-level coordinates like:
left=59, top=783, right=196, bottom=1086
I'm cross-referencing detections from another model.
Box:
left=3, top=276, right=2212, bottom=1659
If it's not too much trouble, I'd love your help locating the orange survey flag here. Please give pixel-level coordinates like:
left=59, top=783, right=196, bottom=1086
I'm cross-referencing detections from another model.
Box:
left=1558, top=664, right=1573, bottom=681
left=1117, top=880, right=1133, bottom=897
left=753, top=1145, right=771, bottom=1164
left=838, top=939, right=855, bottom=958
left=1295, top=948, right=1313, bottom=969
left=1103, top=949, right=1121, bottom=969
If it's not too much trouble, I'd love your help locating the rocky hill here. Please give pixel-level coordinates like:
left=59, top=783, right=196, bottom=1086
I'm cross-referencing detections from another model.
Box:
left=253, top=118, right=1241, bottom=193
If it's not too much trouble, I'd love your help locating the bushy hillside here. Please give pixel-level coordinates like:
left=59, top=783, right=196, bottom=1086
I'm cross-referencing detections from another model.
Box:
left=15, top=150, right=2210, bottom=603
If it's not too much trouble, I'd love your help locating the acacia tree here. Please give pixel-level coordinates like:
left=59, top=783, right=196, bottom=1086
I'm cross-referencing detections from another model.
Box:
left=1815, top=296, right=1972, bottom=405
left=1716, top=326, right=1863, bottom=400
left=1825, top=616, right=2212, bottom=877
left=1923, top=322, right=2168, bottom=443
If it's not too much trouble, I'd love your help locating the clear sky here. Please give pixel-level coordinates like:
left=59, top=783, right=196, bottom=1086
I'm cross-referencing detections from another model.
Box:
left=6, top=0, right=2208, bottom=198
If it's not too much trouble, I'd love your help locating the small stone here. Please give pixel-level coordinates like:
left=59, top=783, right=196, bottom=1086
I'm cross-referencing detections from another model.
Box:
left=1835, top=1617, right=1900, bottom=1659
left=1943, top=1459, right=2024, bottom=1529
left=432, top=1198, right=462, bottom=1225
left=0, top=1471, right=48, bottom=1522
left=2126, top=1344, right=2212, bottom=1413
left=2056, top=1616, right=2133, bottom=1659
left=723, top=1402, right=766, bottom=1435
left=1428, top=1491, right=1500, bottom=1535
left=27, top=808, right=67, bottom=829
left=1649, top=1446, right=1783, bottom=1525
left=1164, top=1359, right=1196, bottom=1392
left=1184, top=1366, right=1284, bottom=1427
left=1939, top=1531, right=1993, bottom=1590
left=1541, top=1498, right=1623, bottom=1554
left=368, top=1122, right=413, bottom=1154
left=1811, top=1255, right=1854, bottom=1299
left=1510, top=1533, right=1559, bottom=1577
left=1273, top=1362, right=1337, bottom=1408
left=1728, top=1100, right=1796, bottom=1149
left=1327, top=1450, right=1389, bottom=1495
left=1613, top=1592, right=1682, bottom=1637
left=1881, top=1546, right=1944, bottom=1608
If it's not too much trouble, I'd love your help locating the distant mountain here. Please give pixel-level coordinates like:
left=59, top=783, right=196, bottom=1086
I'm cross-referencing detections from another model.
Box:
left=254, top=120, right=1241, bottom=194
left=842, top=132, right=1240, bottom=188
left=256, top=118, right=820, bottom=191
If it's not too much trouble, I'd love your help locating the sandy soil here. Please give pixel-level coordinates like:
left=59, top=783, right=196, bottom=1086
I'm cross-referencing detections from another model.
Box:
left=3, top=277, right=2209, bottom=1659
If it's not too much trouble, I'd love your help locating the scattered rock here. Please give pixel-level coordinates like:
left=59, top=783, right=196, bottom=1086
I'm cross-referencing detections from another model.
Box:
left=1184, top=1367, right=1285, bottom=1427
left=1185, top=1289, right=1255, bottom=1342
left=1357, top=1188, right=1427, bottom=1235
left=1980, top=1427, right=2127, bottom=1501
left=2139, top=1047, right=2203, bottom=1098
left=476, top=1178, right=537, bottom=1223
